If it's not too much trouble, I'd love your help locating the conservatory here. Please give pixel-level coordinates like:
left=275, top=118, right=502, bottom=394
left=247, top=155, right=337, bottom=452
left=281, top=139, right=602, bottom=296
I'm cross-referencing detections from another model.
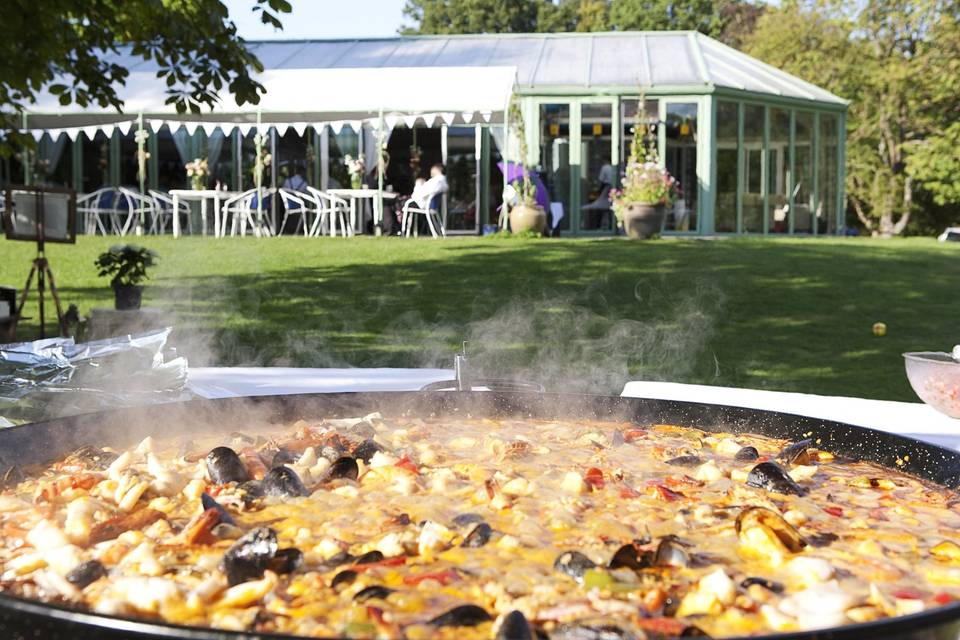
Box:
left=11, top=31, right=847, bottom=236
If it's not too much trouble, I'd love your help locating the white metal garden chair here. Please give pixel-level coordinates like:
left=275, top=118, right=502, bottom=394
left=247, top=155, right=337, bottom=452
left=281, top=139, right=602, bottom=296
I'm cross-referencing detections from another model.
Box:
left=305, top=186, right=353, bottom=237
left=221, top=189, right=273, bottom=238
left=401, top=190, right=447, bottom=238
left=148, top=190, right=192, bottom=235
left=114, top=188, right=155, bottom=236
left=277, top=188, right=313, bottom=237
left=77, top=188, right=114, bottom=235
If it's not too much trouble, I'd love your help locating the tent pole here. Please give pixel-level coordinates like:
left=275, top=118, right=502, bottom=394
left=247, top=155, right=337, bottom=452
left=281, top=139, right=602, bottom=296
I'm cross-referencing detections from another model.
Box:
left=256, top=109, right=263, bottom=237
left=22, top=112, right=32, bottom=186
left=136, top=112, right=145, bottom=236
left=500, top=97, right=510, bottom=230
left=377, top=107, right=384, bottom=236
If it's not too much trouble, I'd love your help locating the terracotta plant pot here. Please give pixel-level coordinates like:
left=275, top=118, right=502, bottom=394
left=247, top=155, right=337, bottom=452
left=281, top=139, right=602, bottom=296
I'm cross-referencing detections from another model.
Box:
left=509, top=203, right=547, bottom=235
left=113, top=284, right=143, bottom=311
left=621, top=203, right=665, bottom=239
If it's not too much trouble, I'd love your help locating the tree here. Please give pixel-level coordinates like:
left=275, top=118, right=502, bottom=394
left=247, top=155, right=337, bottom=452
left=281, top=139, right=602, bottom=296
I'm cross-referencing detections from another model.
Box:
left=0, top=0, right=291, bottom=155
left=609, top=0, right=722, bottom=34
left=744, top=0, right=960, bottom=236
left=400, top=0, right=541, bottom=34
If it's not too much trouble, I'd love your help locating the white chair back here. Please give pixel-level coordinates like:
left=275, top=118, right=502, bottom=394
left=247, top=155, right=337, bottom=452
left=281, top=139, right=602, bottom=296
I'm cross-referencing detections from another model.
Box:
left=306, top=187, right=353, bottom=237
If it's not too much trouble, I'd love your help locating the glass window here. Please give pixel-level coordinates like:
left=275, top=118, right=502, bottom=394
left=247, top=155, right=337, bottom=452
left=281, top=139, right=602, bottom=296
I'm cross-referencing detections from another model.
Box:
left=81, top=131, right=110, bottom=193
left=620, top=98, right=658, bottom=167
left=767, top=107, right=790, bottom=234
left=118, top=131, right=139, bottom=188
left=35, top=133, right=73, bottom=188
left=818, top=114, right=839, bottom=234
left=327, top=126, right=359, bottom=189
left=743, top=105, right=765, bottom=232
left=665, top=102, right=697, bottom=231
left=715, top=101, right=739, bottom=233
left=445, top=126, right=478, bottom=232
left=579, top=103, right=614, bottom=232
left=155, top=127, right=187, bottom=191
left=539, top=103, right=571, bottom=232
left=794, top=112, right=814, bottom=233
left=276, top=129, right=310, bottom=191
left=205, top=130, right=232, bottom=190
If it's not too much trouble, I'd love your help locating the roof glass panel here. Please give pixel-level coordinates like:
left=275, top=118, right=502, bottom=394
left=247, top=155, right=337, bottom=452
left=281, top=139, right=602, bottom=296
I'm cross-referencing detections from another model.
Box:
left=330, top=40, right=403, bottom=68
left=590, top=36, right=649, bottom=87
left=533, top=37, right=589, bottom=86
left=279, top=41, right=356, bottom=68
left=481, top=38, right=545, bottom=85
left=381, top=39, right=448, bottom=67
left=647, top=34, right=700, bottom=85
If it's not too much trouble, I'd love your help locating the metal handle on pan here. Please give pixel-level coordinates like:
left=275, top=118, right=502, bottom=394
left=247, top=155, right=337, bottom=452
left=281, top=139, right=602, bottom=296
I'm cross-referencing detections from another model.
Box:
left=419, top=342, right=545, bottom=393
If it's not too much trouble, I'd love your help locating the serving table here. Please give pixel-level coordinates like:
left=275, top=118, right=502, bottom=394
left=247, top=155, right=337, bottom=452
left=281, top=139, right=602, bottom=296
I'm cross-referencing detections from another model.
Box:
left=169, top=189, right=241, bottom=238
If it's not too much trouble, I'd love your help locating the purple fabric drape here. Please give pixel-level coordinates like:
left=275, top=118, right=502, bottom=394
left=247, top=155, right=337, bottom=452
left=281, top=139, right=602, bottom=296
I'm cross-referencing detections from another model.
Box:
left=497, top=162, right=550, bottom=211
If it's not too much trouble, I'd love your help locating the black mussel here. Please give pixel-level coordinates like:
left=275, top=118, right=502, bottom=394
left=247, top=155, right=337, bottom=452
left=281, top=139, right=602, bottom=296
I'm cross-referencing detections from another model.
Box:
left=201, top=492, right=237, bottom=526
left=778, top=438, right=813, bottom=465
left=331, top=569, right=358, bottom=590
left=680, top=627, right=711, bottom=637
left=320, top=445, right=345, bottom=462
left=269, top=548, right=303, bottom=574
left=665, top=455, right=703, bottom=467
left=262, top=466, right=309, bottom=498
left=429, top=604, right=493, bottom=627
left=807, top=531, right=839, bottom=547
left=271, top=449, right=300, bottom=467
left=72, top=445, right=119, bottom=470
left=326, top=550, right=356, bottom=567
left=734, top=446, right=759, bottom=462
left=355, top=550, right=384, bottom=565
left=496, top=610, right=535, bottom=640
left=328, top=456, right=359, bottom=481
left=220, top=527, right=279, bottom=586
left=353, top=439, right=383, bottom=463
left=550, top=623, right=639, bottom=639
left=462, top=522, right=493, bottom=548
left=207, top=446, right=250, bottom=485
left=740, top=577, right=784, bottom=593
left=746, top=461, right=808, bottom=496
left=608, top=543, right=652, bottom=570
left=349, top=421, right=377, bottom=439
left=735, top=507, right=807, bottom=553
left=452, top=513, right=485, bottom=528
left=65, top=560, right=106, bottom=589
left=354, top=585, right=395, bottom=602
left=554, top=551, right=597, bottom=581
left=240, top=480, right=266, bottom=499
left=653, top=537, right=690, bottom=568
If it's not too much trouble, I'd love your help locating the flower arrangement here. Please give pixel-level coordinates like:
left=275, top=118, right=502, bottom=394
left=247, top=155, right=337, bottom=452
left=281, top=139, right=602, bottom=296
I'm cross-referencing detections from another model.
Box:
left=508, top=100, right=538, bottom=209
left=609, top=104, right=681, bottom=224
left=185, top=157, right=208, bottom=191
left=344, top=154, right=366, bottom=189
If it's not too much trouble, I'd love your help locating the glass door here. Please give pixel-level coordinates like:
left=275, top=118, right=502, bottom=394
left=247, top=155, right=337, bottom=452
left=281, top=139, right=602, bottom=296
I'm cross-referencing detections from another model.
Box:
left=538, top=103, right=571, bottom=233
left=664, top=101, right=699, bottom=232
left=577, top=101, right=616, bottom=233
left=444, top=125, right=480, bottom=234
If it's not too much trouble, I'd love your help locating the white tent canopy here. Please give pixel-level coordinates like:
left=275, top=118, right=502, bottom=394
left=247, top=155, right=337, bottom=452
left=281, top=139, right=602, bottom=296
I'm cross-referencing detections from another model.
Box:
left=23, top=66, right=517, bottom=137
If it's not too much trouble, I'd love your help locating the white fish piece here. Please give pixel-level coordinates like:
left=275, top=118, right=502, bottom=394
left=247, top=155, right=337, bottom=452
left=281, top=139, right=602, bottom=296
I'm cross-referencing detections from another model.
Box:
left=418, top=521, right=454, bottom=555
left=46, top=544, right=85, bottom=577
left=215, top=572, right=277, bottom=609
left=64, top=496, right=99, bottom=545
left=33, top=570, right=81, bottom=600
left=107, top=451, right=133, bottom=481
left=778, top=580, right=859, bottom=630
left=147, top=453, right=187, bottom=497
left=0, top=495, right=32, bottom=512
left=27, top=520, right=70, bottom=551
left=114, top=576, right=182, bottom=614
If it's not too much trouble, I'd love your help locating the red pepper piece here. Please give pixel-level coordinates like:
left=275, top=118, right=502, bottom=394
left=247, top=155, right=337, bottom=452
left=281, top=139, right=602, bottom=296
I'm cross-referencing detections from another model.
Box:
left=403, top=569, right=460, bottom=586
left=347, top=556, right=407, bottom=572
left=619, top=483, right=642, bottom=499
left=584, top=467, right=605, bottom=490
left=935, top=592, right=953, bottom=605
left=394, top=456, right=419, bottom=475
left=624, top=429, right=648, bottom=442
left=647, top=482, right=684, bottom=502
left=823, top=506, right=844, bottom=517
left=893, top=587, right=925, bottom=600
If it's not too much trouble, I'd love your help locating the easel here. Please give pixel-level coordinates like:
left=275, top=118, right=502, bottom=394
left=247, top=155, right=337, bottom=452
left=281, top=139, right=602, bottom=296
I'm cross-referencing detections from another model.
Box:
left=3, top=186, right=75, bottom=340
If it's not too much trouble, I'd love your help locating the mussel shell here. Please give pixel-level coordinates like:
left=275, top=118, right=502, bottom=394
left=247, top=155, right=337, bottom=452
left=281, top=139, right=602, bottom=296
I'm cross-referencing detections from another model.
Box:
left=262, top=466, right=309, bottom=497
left=206, top=446, right=251, bottom=485
left=328, top=456, right=359, bottom=481
left=653, top=537, right=690, bottom=568
left=326, top=550, right=356, bottom=567
left=734, top=446, right=759, bottom=462
left=353, top=439, right=383, bottom=463
left=201, top=492, right=237, bottom=526
left=608, top=543, right=651, bottom=570
left=550, top=623, right=639, bottom=639
left=268, top=548, right=304, bottom=574
left=554, top=551, right=597, bottom=581
left=665, top=455, right=703, bottom=467
left=353, top=585, right=394, bottom=602
left=220, top=527, right=279, bottom=586
left=429, top=604, right=493, bottom=627
left=740, top=576, right=784, bottom=593
left=452, top=513, right=485, bottom=528
left=65, top=560, right=106, bottom=589
left=735, top=507, right=807, bottom=553
left=807, top=531, right=839, bottom=547
left=331, top=569, right=358, bottom=590
left=778, top=438, right=813, bottom=465
left=271, top=449, right=300, bottom=467
left=462, top=522, right=493, bottom=548
left=496, top=610, right=535, bottom=640
left=745, top=461, right=808, bottom=496
left=355, top=550, right=384, bottom=565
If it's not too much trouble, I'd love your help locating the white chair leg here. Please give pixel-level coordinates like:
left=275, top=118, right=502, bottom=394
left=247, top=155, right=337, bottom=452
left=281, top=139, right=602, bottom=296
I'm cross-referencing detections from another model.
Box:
left=425, top=212, right=438, bottom=238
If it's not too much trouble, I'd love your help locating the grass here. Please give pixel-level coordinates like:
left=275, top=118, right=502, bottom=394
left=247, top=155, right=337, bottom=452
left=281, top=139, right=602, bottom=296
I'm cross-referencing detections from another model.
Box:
left=1, top=235, right=956, bottom=401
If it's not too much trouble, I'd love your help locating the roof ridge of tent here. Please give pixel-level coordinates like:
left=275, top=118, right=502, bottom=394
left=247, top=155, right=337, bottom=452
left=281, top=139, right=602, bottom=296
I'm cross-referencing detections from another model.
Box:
left=242, top=30, right=703, bottom=45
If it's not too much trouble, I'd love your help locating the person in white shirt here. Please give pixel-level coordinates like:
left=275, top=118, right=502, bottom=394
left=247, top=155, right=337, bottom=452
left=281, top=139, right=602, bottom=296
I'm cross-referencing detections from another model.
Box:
left=412, top=164, right=448, bottom=208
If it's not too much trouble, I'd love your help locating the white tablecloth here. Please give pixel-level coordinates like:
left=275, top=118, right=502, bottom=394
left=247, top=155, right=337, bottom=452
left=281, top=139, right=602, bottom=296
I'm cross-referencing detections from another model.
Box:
left=184, top=368, right=960, bottom=450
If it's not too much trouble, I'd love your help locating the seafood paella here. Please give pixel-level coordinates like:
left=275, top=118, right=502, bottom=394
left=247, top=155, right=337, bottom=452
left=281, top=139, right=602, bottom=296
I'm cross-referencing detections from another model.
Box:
left=1, top=412, right=960, bottom=639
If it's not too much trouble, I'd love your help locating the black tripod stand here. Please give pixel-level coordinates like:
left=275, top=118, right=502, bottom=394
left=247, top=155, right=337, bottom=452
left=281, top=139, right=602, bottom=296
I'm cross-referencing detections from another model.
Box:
left=13, top=241, right=65, bottom=339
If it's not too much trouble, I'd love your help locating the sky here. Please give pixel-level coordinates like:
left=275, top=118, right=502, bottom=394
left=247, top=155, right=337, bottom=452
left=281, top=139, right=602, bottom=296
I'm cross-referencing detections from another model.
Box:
left=223, top=0, right=406, bottom=40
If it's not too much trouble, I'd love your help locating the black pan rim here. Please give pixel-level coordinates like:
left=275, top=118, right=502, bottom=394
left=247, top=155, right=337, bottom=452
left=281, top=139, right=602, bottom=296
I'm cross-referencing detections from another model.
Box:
left=0, top=389, right=958, bottom=640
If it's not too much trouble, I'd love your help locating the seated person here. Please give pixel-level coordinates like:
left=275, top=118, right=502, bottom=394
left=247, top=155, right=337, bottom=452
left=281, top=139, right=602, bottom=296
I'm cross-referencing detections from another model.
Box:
left=412, top=164, right=448, bottom=209
left=282, top=164, right=309, bottom=193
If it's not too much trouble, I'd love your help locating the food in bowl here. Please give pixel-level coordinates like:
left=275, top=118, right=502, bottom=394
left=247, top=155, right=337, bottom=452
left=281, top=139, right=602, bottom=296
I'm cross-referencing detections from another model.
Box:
left=904, top=351, right=960, bottom=419
left=1, top=414, right=959, bottom=638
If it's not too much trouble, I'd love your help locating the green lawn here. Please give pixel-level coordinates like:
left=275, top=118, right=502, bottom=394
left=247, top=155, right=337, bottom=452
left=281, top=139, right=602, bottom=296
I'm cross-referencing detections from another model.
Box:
left=1, top=235, right=955, bottom=401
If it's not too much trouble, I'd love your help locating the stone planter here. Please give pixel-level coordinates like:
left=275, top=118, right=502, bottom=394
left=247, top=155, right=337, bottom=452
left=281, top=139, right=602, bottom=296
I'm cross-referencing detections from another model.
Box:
left=509, top=203, right=547, bottom=235
left=113, top=284, right=143, bottom=311
left=621, top=203, right=665, bottom=239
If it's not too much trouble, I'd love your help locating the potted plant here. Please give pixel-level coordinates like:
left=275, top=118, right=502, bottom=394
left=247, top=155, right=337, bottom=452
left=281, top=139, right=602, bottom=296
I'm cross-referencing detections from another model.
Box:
left=506, top=101, right=547, bottom=234
left=610, top=106, right=682, bottom=239
left=95, top=245, right=158, bottom=311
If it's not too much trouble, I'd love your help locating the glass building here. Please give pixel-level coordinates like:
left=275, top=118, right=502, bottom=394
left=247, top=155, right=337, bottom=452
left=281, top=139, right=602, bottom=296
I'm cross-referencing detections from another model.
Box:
left=17, top=32, right=846, bottom=236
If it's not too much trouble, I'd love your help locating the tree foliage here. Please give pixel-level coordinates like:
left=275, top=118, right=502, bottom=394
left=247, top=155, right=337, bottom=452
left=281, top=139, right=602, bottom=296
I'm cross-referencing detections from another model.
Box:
left=744, top=0, right=960, bottom=236
left=0, top=0, right=290, bottom=155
